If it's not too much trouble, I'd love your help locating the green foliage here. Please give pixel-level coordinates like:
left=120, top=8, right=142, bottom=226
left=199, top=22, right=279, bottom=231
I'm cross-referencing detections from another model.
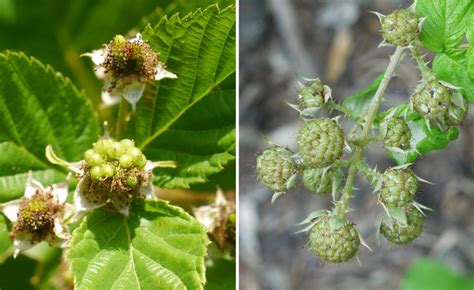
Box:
left=342, top=74, right=384, bottom=116
left=433, top=53, right=474, bottom=102
left=416, top=0, right=474, bottom=103
left=68, top=200, right=209, bottom=290
left=0, top=52, right=100, bottom=201
left=131, top=5, right=236, bottom=189
left=400, top=258, right=474, bottom=290
left=205, top=258, right=236, bottom=290
left=416, top=0, right=472, bottom=53
left=378, top=104, right=459, bottom=164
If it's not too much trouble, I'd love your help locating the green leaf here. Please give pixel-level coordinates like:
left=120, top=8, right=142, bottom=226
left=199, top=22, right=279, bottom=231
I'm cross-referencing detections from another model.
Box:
left=67, top=200, right=209, bottom=290
left=379, top=104, right=459, bottom=164
left=0, top=255, right=37, bottom=290
left=0, top=52, right=100, bottom=201
left=416, top=0, right=473, bottom=52
left=0, top=215, right=12, bottom=263
left=342, top=73, right=384, bottom=116
left=387, top=206, right=407, bottom=226
left=433, top=53, right=474, bottom=103
left=205, top=258, right=235, bottom=290
left=129, top=5, right=236, bottom=189
left=401, top=258, right=474, bottom=290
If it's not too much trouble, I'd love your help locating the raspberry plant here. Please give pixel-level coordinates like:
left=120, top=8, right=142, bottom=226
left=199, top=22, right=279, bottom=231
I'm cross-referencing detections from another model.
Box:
left=256, top=0, right=473, bottom=264
left=0, top=2, right=235, bottom=289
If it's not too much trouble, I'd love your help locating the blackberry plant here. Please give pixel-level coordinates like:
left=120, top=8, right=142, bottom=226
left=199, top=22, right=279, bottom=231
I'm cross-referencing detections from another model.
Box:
left=0, top=2, right=236, bottom=289
left=255, top=1, right=472, bottom=264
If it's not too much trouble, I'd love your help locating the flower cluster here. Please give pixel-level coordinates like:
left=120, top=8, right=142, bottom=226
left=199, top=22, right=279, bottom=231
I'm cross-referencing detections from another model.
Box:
left=1, top=173, right=74, bottom=258
left=84, top=33, right=177, bottom=110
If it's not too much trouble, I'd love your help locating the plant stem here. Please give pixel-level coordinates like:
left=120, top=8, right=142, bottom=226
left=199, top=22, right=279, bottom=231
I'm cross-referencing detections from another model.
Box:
left=410, top=41, right=431, bottom=79
left=339, top=46, right=404, bottom=217
left=116, top=96, right=129, bottom=139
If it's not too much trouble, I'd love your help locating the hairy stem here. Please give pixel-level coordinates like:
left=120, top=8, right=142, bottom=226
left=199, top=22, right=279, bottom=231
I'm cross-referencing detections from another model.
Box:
left=339, top=46, right=404, bottom=217
left=410, top=40, right=431, bottom=79
left=116, top=96, right=129, bottom=139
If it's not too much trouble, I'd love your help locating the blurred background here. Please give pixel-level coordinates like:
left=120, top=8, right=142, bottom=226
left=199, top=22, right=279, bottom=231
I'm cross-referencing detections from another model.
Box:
left=239, top=0, right=474, bottom=289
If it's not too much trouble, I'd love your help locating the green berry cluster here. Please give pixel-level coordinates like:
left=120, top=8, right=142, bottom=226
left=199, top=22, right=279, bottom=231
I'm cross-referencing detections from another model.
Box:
left=381, top=9, right=419, bottom=47
left=380, top=204, right=423, bottom=244
left=81, top=138, right=151, bottom=211
left=298, top=79, right=325, bottom=111
left=12, top=192, right=63, bottom=243
left=256, top=147, right=297, bottom=192
left=379, top=168, right=418, bottom=208
left=383, top=117, right=411, bottom=149
left=411, top=78, right=451, bottom=123
left=309, top=216, right=360, bottom=263
left=297, top=118, right=344, bottom=168
left=84, top=138, right=147, bottom=182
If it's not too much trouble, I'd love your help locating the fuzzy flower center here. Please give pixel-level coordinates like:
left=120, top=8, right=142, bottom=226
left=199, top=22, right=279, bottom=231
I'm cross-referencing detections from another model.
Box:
left=102, top=35, right=159, bottom=83
left=12, top=192, right=63, bottom=242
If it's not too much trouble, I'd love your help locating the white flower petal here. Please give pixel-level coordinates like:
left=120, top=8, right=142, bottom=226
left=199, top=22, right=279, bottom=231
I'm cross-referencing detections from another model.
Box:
left=154, top=64, right=177, bottom=80
left=25, top=171, right=44, bottom=198
left=141, top=180, right=155, bottom=200
left=63, top=204, right=77, bottom=221
left=144, top=161, right=155, bottom=171
left=82, top=49, right=106, bottom=66
left=94, top=66, right=106, bottom=79
left=51, top=176, right=70, bottom=204
left=114, top=204, right=130, bottom=216
left=53, top=218, right=69, bottom=239
left=101, top=91, right=121, bottom=108
left=2, top=200, right=21, bottom=222
left=130, top=33, right=143, bottom=44
left=123, top=82, right=146, bottom=111
left=48, top=236, right=69, bottom=248
left=73, top=178, right=104, bottom=213
left=13, top=234, right=34, bottom=258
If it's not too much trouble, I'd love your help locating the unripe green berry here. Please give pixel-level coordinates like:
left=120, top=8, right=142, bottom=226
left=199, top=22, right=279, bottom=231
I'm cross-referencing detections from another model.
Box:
left=114, top=34, right=126, bottom=45
left=445, top=95, right=468, bottom=126
left=84, top=149, right=96, bottom=163
left=411, top=79, right=451, bottom=122
left=101, top=163, right=115, bottom=177
left=297, top=118, right=344, bottom=168
left=379, top=168, right=418, bottom=207
left=90, top=166, right=103, bottom=181
left=108, top=142, right=126, bottom=159
left=309, top=216, right=360, bottom=263
left=86, top=152, right=104, bottom=167
left=381, top=9, right=419, bottom=46
left=256, top=147, right=297, bottom=192
left=126, top=175, right=138, bottom=187
left=299, top=79, right=325, bottom=111
left=135, top=154, right=147, bottom=169
left=119, top=153, right=134, bottom=168
left=381, top=205, right=423, bottom=244
left=128, top=147, right=143, bottom=162
left=303, top=167, right=335, bottom=195
left=383, top=117, right=411, bottom=149
left=120, top=139, right=135, bottom=149
left=94, top=139, right=113, bottom=155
